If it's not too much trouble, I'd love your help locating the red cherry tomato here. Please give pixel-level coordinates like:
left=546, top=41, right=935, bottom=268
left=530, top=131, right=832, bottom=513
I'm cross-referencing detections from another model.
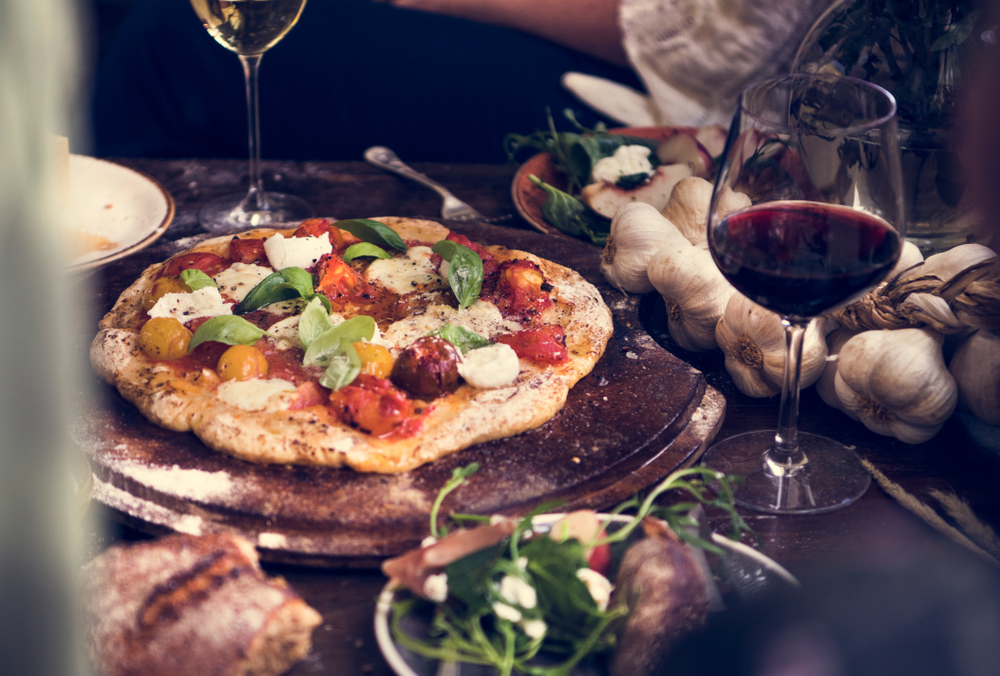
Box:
left=229, top=237, right=268, bottom=265
left=162, top=252, right=228, bottom=278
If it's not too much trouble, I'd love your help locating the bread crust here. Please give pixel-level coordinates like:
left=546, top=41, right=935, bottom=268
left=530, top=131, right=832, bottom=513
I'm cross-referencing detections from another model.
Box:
left=90, top=218, right=613, bottom=473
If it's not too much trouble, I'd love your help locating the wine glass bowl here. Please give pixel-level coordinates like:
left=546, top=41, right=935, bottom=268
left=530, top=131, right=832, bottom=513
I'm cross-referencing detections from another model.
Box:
left=702, top=74, right=905, bottom=514
left=190, top=0, right=313, bottom=232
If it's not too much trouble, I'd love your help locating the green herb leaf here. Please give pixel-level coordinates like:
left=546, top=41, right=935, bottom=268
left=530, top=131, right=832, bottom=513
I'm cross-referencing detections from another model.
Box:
left=429, top=463, right=480, bottom=539
left=527, top=175, right=610, bottom=246
left=342, top=242, right=392, bottom=263
left=233, top=267, right=332, bottom=315
left=179, top=268, right=216, bottom=290
left=302, top=315, right=376, bottom=368
left=431, top=241, right=484, bottom=310
left=429, top=324, right=491, bottom=354
left=335, top=218, right=407, bottom=252
left=297, top=297, right=331, bottom=349
left=188, top=315, right=265, bottom=352
left=319, top=341, right=361, bottom=390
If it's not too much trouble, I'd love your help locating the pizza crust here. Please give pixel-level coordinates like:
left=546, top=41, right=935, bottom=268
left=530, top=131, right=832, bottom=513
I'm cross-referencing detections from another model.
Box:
left=91, top=218, right=613, bottom=473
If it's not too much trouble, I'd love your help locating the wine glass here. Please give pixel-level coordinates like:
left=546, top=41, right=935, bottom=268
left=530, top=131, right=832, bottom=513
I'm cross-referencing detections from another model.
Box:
left=702, top=73, right=905, bottom=514
left=190, top=0, right=313, bottom=232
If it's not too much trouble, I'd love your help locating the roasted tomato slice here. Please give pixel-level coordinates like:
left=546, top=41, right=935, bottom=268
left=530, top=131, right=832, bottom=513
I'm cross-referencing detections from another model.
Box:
left=494, top=325, right=568, bottom=364
left=315, top=253, right=366, bottom=300
left=162, top=252, right=229, bottom=278
left=491, top=259, right=553, bottom=318
left=294, top=218, right=352, bottom=250
left=229, top=237, right=268, bottom=265
left=329, top=375, right=421, bottom=438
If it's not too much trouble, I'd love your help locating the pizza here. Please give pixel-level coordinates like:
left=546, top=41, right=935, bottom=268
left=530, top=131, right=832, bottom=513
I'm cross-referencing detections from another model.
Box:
left=90, top=217, right=613, bottom=474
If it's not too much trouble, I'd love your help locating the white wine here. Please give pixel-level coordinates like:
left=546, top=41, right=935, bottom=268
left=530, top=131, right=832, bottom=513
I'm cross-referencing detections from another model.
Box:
left=190, top=0, right=307, bottom=56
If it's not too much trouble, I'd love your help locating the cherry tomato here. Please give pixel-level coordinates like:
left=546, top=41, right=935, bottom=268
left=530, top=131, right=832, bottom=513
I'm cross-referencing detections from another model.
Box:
left=353, top=342, right=394, bottom=378
left=329, top=375, right=415, bottom=437
left=494, top=325, right=568, bottom=364
left=162, top=252, right=228, bottom=278
left=493, top=260, right=553, bottom=317
left=216, top=345, right=269, bottom=381
left=229, top=237, right=268, bottom=265
left=139, top=317, right=193, bottom=361
left=315, top=254, right=365, bottom=299
left=143, top=276, right=190, bottom=312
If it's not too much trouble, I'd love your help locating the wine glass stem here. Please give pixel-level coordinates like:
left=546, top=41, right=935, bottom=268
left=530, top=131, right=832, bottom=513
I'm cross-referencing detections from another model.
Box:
left=767, top=319, right=808, bottom=476
left=239, top=53, right=268, bottom=212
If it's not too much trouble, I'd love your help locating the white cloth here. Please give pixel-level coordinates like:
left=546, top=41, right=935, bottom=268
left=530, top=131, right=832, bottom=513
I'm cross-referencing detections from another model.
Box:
left=564, top=0, right=835, bottom=127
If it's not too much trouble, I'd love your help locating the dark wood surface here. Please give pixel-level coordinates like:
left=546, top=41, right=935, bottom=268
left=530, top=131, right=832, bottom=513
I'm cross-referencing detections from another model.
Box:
left=83, top=158, right=1000, bottom=676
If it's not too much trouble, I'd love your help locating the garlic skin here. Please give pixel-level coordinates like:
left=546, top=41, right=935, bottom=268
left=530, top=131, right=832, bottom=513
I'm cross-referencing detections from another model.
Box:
left=834, top=328, right=957, bottom=443
left=899, top=243, right=996, bottom=284
left=648, top=241, right=735, bottom=351
left=886, top=240, right=925, bottom=282
left=815, top=327, right=860, bottom=415
left=949, top=329, right=1000, bottom=426
left=600, top=202, right=688, bottom=294
left=715, top=293, right=827, bottom=398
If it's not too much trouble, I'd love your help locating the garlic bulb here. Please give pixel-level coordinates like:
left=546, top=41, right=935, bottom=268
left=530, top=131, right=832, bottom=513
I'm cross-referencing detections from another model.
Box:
left=815, top=327, right=860, bottom=415
left=600, top=202, right=688, bottom=293
left=899, top=243, right=996, bottom=284
left=949, top=329, right=1000, bottom=426
left=661, top=178, right=751, bottom=249
left=714, top=293, right=827, bottom=398
left=834, top=328, right=957, bottom=443
left=647, top=241, right=735, bottom=351
left=887, top=240, right=925, bottom=281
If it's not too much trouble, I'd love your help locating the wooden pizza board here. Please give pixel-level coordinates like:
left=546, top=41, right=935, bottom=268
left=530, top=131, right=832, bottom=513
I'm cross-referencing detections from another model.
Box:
left=75, top=220, right=724, bottom=567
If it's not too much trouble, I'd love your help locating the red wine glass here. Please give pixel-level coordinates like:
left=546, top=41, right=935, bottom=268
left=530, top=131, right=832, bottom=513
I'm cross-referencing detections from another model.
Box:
left=701, top=73, right=905, bottom=514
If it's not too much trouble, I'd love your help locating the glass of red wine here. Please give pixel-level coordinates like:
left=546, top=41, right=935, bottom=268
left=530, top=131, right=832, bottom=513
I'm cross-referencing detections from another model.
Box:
left=701, top=73, right=905, bottom=514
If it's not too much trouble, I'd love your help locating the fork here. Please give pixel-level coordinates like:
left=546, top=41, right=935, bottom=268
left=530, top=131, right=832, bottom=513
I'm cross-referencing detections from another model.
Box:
left=364, top=146, right=511, bottom=223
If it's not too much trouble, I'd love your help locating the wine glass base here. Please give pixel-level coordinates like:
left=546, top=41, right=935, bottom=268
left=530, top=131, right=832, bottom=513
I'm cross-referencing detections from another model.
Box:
left=199, top=192, right=314, bottom=233
left=701, top=431, right=871, bottom=515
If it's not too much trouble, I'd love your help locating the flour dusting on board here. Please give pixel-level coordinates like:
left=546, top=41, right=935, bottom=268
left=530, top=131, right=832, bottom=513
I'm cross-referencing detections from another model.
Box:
left=121, top=461, right=235, bottom=500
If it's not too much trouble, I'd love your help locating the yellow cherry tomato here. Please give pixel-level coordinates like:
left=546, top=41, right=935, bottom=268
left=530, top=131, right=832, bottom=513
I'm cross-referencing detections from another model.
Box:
left=216, top=345, right=269, bottom=381
left=353, top=341, right=394, bottom=378
left=139, top=317, right=193, bottom=361
left=143, top=276, right=191, bottom=311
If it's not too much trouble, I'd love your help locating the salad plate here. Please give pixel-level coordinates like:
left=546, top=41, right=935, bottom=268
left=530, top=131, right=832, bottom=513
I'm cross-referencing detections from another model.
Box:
left=374, top=511, right=797, bottom=676
left=510, top=126, right=698, bottom=238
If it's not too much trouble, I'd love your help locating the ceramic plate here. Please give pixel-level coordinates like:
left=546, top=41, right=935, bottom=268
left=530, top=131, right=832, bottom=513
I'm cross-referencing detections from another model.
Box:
left=510, top=127, right=697, bottom=236
left=374, top=513, right=798, bottom=676
left=64, top=155, right=175, bottom=270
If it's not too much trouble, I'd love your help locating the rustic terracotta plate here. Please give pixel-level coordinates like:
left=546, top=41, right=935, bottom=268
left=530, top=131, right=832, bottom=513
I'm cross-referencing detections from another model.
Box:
left=511, top=126, right=698, bottom=236
left=76, top=220, right=724, bottom=566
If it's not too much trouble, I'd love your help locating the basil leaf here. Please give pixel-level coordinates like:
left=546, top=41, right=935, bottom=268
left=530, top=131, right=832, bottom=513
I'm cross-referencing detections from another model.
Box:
left=298, top=297, right=331, bottom=349
left=319, top=341, right=361, bottom=390
left=180, top=268, right=217, bottom=290
left=234, top=267, right=332, bottom=315
left=431, top=241, right=483, bottom=310
left=302, top=315, right=376, bottom=368
left=188, top=315, right=265, bottom=352
left=342, top=242, right=392, bottom=263
left=335, top=218, right=407, bottom=252
left=429, top=324, right=491, bottom=354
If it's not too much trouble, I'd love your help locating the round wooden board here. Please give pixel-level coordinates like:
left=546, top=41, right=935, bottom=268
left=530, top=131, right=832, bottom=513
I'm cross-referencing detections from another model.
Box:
left=76, top=220, right=724, bottom=567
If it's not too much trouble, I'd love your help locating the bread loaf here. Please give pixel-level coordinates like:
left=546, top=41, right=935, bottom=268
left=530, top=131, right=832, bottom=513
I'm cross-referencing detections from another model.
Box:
left=84, top=533, right=322, bottom=676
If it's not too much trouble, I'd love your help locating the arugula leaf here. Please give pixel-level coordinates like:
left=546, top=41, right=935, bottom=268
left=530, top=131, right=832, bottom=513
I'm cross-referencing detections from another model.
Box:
left=431, top=241, right=483, bottom=310
left=297, top=297, right=331, bottom=349
left=179, top=268, right=216, bottom=290
left=429, top=324, right=491, bottom=355
left=527, top=175, right=610, bottom=246
left=319, top=341, right=361, bottom=390
left=233, top=267, right=332, bottom=315
left=188, top=315, right=265, bottom=352
left=335, top=218, right=407, bottom=252
left=342, top=241, right=392, bottom=263
left=429, top=463, right=480, bottom=538
left=302, top=315, right=375, bottom=368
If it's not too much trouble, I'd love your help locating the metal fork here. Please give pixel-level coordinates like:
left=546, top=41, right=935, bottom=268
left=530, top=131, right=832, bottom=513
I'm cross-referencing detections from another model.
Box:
left=364, top=146, right=511, bottom=223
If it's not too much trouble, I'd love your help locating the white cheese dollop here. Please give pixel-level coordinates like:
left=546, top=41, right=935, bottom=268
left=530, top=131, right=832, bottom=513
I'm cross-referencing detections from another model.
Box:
left=499, top=575, right=537, bottom=609
left=381, top=301, right=521, bottom=351
left=423, top=573, right=448, bottom=603
left=267, top=315, right=301, bottom=350
left=148, top=286, right=232, bottom=322
left=576, top=568, right=612, bottom=612
left=458, top=343, right=520, bottom=389
left=263, top=233, right=332, bottom=270
left=213, top=262, right=273, bottom=302
left=364, top=246, right=446, bottom=294
left=520, top=618, right=547, bottom=640
left=493, top=602, right=522, bottom=623
left=216, top=378, right=298, bottom=412
left=591, top=145, right=654, bottom=184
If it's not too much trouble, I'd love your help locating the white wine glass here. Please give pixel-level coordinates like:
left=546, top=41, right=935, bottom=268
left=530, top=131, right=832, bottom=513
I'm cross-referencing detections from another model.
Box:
left=190, top=0, right=312, bottom=232
left=701, top=73, right=906, bottom=514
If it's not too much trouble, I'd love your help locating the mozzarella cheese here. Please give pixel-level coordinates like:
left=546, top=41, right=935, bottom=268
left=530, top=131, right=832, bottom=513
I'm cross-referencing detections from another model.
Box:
left=365, top=246, right=446, bottom=294
left=381, top=300, right=522, bottom=351
left=148, top=287, right=232, bottom=322
left=213, top=262, right=273, bottom=302
left=458, top=344, right=520, bottom=389
left=262, top=298, right=306, bottom=315
left=216, top=378, right=298, bottom=412
left=263, top=233, right=332, bottom=270
left=267, top=315, right=301, bottom=350
left=591, top=145, right=654, bottom=184
left=576, top=568, right=612, bottom=611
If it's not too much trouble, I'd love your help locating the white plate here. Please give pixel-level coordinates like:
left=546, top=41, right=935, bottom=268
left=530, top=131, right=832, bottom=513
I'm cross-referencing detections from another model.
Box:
left=63, top=155, right=174, bottom=270
left=374, top=514, right=799, bottom=676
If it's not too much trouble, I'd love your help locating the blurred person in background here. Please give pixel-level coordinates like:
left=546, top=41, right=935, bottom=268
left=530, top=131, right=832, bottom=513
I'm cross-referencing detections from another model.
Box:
left=91, top=0, right=833, bottom=162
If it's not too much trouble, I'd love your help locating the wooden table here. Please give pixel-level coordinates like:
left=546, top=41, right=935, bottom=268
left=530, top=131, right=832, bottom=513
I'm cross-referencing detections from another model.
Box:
left=84, top=158, right=1000, bottom=676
